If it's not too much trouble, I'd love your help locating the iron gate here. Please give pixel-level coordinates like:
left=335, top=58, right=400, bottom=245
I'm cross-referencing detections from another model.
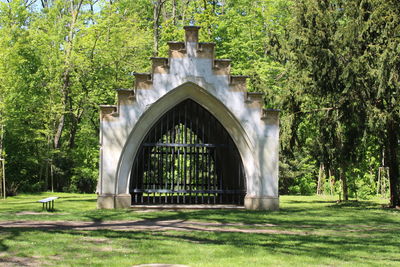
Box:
left=129, top=99, right=245, bottom=205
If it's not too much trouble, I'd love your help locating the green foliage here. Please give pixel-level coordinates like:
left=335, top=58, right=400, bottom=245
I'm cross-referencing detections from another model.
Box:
left=278, top=0, right=400, bottom=202
left=279, top=150, right=316, bottom=195
left=0, top=0, right=152, bottom=194
left=0, top=0, right=398, bottom=202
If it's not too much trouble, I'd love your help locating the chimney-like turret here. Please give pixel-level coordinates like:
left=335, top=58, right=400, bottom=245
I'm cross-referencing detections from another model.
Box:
left=184, top=25, right=200, bottom=43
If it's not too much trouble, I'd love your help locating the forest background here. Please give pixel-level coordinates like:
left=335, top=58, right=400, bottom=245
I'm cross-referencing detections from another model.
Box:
left=0, top=0, right=399, bottom=207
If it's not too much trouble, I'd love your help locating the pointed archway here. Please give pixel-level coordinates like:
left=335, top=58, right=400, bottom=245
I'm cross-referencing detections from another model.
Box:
left=130, top=99, right=246, bottom=205
left=114, top=81, right=257, bottom=208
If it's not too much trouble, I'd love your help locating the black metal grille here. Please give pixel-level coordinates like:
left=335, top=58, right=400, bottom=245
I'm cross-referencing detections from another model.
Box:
left=129, top=99, right=245, bottom=205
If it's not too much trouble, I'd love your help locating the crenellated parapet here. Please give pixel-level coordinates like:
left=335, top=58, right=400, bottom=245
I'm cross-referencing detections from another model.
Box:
left=101, top=26, right=274, bottom=124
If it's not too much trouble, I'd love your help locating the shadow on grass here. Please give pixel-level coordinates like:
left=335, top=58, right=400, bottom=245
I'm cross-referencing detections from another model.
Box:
left=60, top=198, right=97, bottom=202
left=117, top=205, right=399, bottom=228
left=327, top=200, right=380, bottom=209
left=1, top=226, right=399, bottom=265
left=286, top=200, right=337, bottom=204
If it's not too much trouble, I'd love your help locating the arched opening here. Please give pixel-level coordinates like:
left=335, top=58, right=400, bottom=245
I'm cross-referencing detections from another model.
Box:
left=129, top=99, right=246, bottom=205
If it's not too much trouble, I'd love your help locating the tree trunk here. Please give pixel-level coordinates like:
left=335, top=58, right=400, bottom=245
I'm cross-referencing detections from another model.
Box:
left=329, top=168, right=334, bottom=196
left=54, top=113, right=65, bottom=149
left=340, top=168, right=349, bottom=201
left=0, top=125, right=4, bottom=198
left=54, top=0, right=83, bottom=150
left=386, top=119, right=399, bottom=207
left=317, top=163, right=324, bottom=195
left=68, top=117, right=78, bottom=149
left=0, top=124, right=3, bottom=156
left=68, top=109, right=83, bottom=149
left=377, top=167, right=381, bottom=196
left=172, top=0, right=176, bottom=25
left=153, top=0, right=165, bottom=57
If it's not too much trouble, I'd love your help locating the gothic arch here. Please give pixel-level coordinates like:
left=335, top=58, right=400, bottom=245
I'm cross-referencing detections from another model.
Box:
left=115, top=82, right=257, bottom=201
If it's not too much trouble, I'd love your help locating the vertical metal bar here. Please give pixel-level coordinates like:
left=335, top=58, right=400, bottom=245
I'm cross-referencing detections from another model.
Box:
left=169, top=122, right=172, bottom=205
left=180, top=111, right=183, bottom=203
left=195, top=103, right=199, bottom=204
left=136, top=152, right=139, bottom=203
left=166, top=143, right=170, bottom=204
left=206, top=114, right=210, bottom=204
left=176, top=107, right=181, bottom=204
left=152, top=124, right=155, bottom=195
left=230, top=142, right=234, bottom=205
left=183, top=102, right=187, bottom=204
left=239, top=157, right=243, bottom=205
left=200, top=107, right=205, bottom=204
left=141, top=146, right=144, bottom=204
left=207, top=148, right=211, bottom=204
left=141, top=146, right=145, bottom=203
left=180, top=107, right=183, bottom=204
left=219, top=141, right=223, bottom=204
left=144, top=147, right=147, bottom=203
left=157, top=144, right=160, bottom=204
left=165, top=111, right=169, bottom=204
left=171, top=110, right=175, bottom=205
left=151, top=124, right=155, bottom=204
left=134, top=160, right=138, bottom=203
left=213, top=147, right=217, bottom=204
left=189, top=101, right=193, bottom=204
left=159, top=116, right=164, bottom=204
left=237, top=149, right=241, bottom=205
left=147, top=144, right=151, bottom=204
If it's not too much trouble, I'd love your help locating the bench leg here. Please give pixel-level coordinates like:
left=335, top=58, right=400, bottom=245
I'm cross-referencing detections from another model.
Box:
left=42, top=203, right=45, bottom=211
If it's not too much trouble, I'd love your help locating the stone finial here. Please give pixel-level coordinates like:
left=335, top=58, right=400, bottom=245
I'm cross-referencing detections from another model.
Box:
left=168, top=42, right=186, bottom=58
left=100, top=105, right=118, bottom=121
left=117, top=89, right=135, bottom=106
left=133, top=73, right=153, bottom=90
left=150, top=57, right=169, bottom=74
left=184, top=26, right=201, bottom=43
left=262, top=109, right=280, bottom=125
left=213, top=59, right=231, bottom=75
left=246, top=92, right=264, bottom=109
left=230, top=75, right=249, bottom=92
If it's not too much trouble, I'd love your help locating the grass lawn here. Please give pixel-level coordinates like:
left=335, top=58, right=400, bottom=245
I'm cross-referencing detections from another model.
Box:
left=0, top=193, right=399, bottom=266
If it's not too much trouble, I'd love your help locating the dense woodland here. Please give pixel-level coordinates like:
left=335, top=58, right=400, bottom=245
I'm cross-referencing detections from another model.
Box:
left=0, top=0, right=399, bottom=206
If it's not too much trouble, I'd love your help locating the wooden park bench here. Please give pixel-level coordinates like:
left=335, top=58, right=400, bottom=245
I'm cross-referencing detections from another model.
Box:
left=38, top=197, right=59, bottom=211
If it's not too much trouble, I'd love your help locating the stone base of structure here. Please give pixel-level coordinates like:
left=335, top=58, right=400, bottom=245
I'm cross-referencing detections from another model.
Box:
left=115, top=194, right=131, bottom=208
left=98, top=194, right=279, bottom=210
left=244, top=196, right=279, bottom=210
left=97, top=194, right=115, bottom=209
left=97, top=194, right=132, bottom=209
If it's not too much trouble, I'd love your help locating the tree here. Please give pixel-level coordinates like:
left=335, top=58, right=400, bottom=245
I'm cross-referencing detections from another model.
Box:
left=361, top=0, right=400, bottom=207
left=281, top=0, right=399, bottom=204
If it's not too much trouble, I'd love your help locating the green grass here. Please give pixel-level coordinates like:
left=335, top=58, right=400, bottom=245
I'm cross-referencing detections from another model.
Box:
left=0, top=193, right=399, bottom=266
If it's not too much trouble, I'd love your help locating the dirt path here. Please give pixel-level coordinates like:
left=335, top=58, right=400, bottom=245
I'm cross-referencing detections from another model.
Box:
left=0, top=219, right=308, bottom=235
left=2, top=219, right=395, bottom=236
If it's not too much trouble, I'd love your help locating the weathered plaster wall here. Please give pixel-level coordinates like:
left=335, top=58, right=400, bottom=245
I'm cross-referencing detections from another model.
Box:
left=97, top=26, right=279, bottom=210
